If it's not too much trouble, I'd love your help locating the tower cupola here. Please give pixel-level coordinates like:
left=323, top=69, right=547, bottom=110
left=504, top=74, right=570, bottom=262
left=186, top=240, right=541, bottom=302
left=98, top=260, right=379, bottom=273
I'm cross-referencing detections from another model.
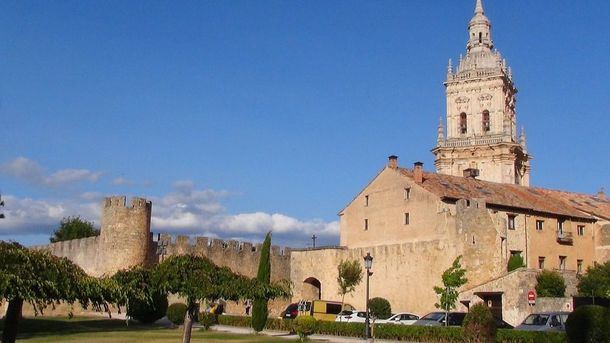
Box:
left=467, top=0, right=493, bottom=51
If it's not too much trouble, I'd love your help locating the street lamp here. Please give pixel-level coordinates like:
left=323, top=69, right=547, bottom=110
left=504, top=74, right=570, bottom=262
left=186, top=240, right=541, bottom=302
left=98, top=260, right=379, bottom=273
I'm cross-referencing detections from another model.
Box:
left=363, top=252, right=373, bottom=339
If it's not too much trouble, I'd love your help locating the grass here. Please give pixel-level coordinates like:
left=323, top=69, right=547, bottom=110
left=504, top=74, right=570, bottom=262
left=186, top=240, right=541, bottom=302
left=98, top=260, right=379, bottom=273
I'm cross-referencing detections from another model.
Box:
left=0, top=317, right=291, bottom=342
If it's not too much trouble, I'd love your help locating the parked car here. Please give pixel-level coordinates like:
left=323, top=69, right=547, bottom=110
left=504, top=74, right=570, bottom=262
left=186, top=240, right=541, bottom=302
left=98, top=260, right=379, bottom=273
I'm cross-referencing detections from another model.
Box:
left=413, top=312, right=467, bottom=327
left=378, top=312, right=420, bottom=325
left=334, top=310, right=367, bottom=323
left=298, top=300, right=355, bottom=321
left=515, top=312, right=569, bottom=331
left=280, top=303, right=299, bottom=319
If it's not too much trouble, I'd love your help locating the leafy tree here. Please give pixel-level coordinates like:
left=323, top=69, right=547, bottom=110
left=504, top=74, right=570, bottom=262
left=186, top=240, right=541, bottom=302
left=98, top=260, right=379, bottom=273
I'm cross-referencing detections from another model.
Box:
left=368, top=297, right=392, bottom=320
left=577, top=261, right=610, bottom=302
left=152, top=253, right=289, bottom=343
left=535, top=270, right=566, bottom=297
left=463, top=302, right=496, bottom=343
left=565, top=305, right=610, bottom=343
left=0, top=241, right=126, bottom=343
left=507, top=254, right=525, bottom=272
left=252, top=232, right=272, bottom=332
left=112, top=267, right=166, bottom=324
left=50, top=216, right=100, bottom=243
left=336, top=259, right=362, bottom=317
left=433, top=256, right=468, bottom=326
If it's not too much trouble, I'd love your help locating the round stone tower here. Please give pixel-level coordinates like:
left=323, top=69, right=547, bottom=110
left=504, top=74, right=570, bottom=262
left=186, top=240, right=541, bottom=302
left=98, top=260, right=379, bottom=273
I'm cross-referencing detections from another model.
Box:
left=98, top=196, right=152, bottom=276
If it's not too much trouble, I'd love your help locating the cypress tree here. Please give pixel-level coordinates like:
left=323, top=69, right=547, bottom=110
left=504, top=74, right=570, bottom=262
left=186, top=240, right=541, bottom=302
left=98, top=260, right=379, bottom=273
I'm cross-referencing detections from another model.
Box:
left=252, top=231, right=272, bottom=332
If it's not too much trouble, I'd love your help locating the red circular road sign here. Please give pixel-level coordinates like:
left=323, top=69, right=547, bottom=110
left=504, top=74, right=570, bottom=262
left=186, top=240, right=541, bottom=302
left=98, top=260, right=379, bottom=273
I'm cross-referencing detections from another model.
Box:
left=528, top=290, right=536, bottom=305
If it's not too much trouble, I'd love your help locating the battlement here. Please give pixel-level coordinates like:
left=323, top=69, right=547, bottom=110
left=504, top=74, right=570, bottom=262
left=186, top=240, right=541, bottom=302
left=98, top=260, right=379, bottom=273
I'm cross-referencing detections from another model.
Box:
left=155, top=233, right=292, bottom=257
left=103, top=196, right=151, bottom=210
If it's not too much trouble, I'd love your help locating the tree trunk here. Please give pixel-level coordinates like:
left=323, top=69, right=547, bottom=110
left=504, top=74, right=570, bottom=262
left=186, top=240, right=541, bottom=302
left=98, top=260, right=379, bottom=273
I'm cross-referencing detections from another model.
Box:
left=181, top=304, right=197, bottom=343
left=2, top=298, right=24, bottom=343
left=340, top=294, right=345, bottom=322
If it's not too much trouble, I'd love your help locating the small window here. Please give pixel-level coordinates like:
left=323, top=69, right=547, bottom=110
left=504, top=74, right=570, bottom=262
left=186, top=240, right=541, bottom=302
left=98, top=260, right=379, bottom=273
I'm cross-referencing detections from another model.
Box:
left=404, top=213, right=410, bottom=225
left=482, top=110, right=490, bottom=132
left=364, top=219, right=369, bottom=231
left=507, top=214, right=516, bottom=230
left=364, top=195, right=369, bottom=207
left=460, top=112, right=467, bottom=134
left=536, top=220, right=544, bottom=231
left=577, top=225, right=585, bottom=236
left=538, top=257, right=545, bottom=269
left=559, top=256, right=567, bottom=271
left=557, top=219, right=564, bottom=235
left=577, top=259, right=583, bottom=274
left=404, top=187, right=411, bottom=200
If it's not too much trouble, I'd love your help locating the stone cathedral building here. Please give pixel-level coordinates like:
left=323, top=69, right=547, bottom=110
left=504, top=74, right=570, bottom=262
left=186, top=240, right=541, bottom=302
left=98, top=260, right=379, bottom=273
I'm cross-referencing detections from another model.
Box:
left=12, top=0, right=609, bottom=327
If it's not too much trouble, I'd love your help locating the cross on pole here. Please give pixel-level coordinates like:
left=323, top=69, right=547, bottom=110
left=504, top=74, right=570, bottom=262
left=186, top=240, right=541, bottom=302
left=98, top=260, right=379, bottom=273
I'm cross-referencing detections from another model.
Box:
left=311, top=234, right=317, bottom=248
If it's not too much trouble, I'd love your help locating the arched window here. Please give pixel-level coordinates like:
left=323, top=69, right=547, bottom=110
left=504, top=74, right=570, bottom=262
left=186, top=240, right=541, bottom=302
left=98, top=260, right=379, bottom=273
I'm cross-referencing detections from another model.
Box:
left=479, top=32, right=482, bottom=43
left=482, top=110, right=490, bottom=132
left=460, top=112, right=467, bottom=134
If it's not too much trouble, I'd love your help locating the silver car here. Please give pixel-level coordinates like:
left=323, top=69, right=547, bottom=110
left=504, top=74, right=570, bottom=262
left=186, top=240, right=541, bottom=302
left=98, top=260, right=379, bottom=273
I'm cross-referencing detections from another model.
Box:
left=515, top=312, right=570, bottom=332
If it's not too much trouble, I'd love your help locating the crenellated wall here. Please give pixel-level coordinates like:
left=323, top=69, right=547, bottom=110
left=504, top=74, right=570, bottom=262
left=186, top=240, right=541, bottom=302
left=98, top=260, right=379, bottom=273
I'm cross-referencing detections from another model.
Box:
left=31, top=236, right=100, bottom=276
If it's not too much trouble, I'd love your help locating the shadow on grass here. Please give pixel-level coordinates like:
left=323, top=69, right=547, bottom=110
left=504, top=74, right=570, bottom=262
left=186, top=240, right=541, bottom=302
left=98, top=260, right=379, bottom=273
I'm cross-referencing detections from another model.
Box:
left=0, top=317, right=169, bottom=339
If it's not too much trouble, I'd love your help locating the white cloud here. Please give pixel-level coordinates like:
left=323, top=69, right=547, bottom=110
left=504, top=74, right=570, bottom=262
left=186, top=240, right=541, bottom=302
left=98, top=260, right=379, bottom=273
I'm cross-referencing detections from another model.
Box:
left=111, top=177, right=133, bottom=186
left=0, top=157, right=103, bottom=187
left=1, top=180, right=339, bottom=247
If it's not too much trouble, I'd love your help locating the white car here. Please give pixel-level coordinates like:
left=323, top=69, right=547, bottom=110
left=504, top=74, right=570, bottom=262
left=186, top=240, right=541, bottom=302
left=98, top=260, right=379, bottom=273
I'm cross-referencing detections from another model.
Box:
left=335, top=310, right=367, bottom=323
left=378, top=312, right=420, bottom=325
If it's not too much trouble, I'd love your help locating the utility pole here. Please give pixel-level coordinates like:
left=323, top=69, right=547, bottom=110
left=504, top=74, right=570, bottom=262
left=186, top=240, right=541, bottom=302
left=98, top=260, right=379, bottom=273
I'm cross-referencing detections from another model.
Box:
left=311, top=234, right=317, bottom=248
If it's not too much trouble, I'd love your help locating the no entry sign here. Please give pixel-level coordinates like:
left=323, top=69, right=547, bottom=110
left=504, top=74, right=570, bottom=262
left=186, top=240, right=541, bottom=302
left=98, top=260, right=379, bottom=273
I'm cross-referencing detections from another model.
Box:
left=527, top=290, right=536, bottom=305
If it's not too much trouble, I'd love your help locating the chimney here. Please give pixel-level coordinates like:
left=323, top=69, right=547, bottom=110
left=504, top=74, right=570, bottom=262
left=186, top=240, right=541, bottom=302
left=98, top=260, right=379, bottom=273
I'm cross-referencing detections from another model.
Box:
left=597, top=187, right=607, bottom=200
left=463, top=168, right=480, bottom=179
left=413, top=162, right=423, bottom=183
left=388, top=155, right=398, bottom=169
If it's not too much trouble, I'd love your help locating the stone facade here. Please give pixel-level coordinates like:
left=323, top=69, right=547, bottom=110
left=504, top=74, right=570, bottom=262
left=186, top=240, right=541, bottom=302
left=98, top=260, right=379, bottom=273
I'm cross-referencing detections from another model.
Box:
left=432, top=0, right=530, bottom=186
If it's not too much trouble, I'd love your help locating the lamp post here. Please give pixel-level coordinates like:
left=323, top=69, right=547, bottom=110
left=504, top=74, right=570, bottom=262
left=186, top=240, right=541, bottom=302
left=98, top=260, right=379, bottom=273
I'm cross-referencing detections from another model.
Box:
left=363, top=252, right=373, bottom=340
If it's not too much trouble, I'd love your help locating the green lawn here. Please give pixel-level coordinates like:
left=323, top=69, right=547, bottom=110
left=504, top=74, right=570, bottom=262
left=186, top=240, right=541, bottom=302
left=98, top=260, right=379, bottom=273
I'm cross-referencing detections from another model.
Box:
left=0, top=317, right=291, bottom=343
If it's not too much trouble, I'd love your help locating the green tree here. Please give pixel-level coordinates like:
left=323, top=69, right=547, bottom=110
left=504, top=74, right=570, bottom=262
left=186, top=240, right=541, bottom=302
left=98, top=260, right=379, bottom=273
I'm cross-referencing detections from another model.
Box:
left=577, top=261, right=610, bottom=302
left=368, top=297, right=392, bottom=320
left=50, top=216, right=100, bottom=243
left=0, top=241, right=126, bottom=343
left=433, top=256, right=468, bottom=326
left=112, top=267, right=166, bottom=324
left=462, top=302, right=496, bottom=343
left=535, top=270, right=566, bottom=297
left=252, top=232, right=272, bottom=332
left=152, top=253, right=289, bottom=343
left=507, top=254, right=525, bottom=272
left=336, top=259, right=362, bottom=318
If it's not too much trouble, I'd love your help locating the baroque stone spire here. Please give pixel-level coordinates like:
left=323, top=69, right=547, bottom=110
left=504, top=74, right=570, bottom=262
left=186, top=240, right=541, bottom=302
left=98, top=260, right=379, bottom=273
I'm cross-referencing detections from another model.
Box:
left=467, top=0, right=493, bottom=51
left=437, top=117, right=445, bottom=145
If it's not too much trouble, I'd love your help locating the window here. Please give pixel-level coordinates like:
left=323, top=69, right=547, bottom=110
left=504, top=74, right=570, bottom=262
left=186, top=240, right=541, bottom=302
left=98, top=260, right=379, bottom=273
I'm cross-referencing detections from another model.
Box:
left=364, top=195, right=369, bottom=207
left=559, top=256, right=567, bottom=271
left=557, top=219, right=565, bottom=236
left=364, top=219, right=369, bottom=231
left=507, top=214, right=516, bottom=230
left=577, top=225, right=585, bottom=236
left=404, top=213, right=410, bottom=225
left=482, top=110, right=490, bottom=132
left=538, top=256, right=545, bottom=269
left=510, top=250, right=522, bottom=258
left=404, top=187, right=411, bottom=200
left=478, top=32, right=482, bottom=43
left=536, top=220, right=544, bottom=231
left=460, top=113, right=467, bottom=134
left=577, top=259, right=583, bottom=274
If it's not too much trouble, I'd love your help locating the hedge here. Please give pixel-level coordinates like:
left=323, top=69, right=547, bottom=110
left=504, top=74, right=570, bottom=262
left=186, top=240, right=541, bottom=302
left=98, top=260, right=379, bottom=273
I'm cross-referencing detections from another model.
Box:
left=216, top=315, right=567, bottom=343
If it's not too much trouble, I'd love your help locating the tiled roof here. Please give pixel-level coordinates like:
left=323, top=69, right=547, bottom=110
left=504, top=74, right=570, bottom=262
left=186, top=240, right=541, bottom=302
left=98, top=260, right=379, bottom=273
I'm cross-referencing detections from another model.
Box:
left=534, top=188, right=610, bottom=221
left=398, top=168, right=596, bottom=221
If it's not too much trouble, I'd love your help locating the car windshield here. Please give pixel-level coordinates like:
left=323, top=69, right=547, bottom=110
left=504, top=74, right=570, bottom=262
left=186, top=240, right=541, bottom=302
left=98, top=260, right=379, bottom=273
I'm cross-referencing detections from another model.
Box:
left=338, top=310, right=353, bottom=316
left=523, top=314, right=549, bottom=325
left=421, top=312, right=445, bottom=321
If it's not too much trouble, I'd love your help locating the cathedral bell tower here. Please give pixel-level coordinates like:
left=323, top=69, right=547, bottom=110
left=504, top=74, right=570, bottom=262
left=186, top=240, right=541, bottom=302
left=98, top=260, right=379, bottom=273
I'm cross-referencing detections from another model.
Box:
left=432, top=0, right=531, bottom=185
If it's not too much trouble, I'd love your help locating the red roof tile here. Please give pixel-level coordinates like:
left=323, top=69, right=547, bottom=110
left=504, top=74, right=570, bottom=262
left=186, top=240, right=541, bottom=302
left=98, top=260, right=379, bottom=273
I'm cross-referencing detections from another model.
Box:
left=398, top=168, right=595, bottom=220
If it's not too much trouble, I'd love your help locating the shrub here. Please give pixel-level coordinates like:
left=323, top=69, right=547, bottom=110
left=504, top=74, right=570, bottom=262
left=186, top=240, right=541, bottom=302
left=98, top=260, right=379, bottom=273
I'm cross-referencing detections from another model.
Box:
left=565, top=305, right=610, bottom=343
left=496, top=329, right=566, bottom=343
left=507, top=254, right=525, bottom=272
left=368, top=297, right=392, bottom=320
left=199, top=312, right=218, bottom=330
left=166, top=302, right=188, bottom=325
left=462, top=303, right=496, bottom=343
left=292, top=316, right=317, bottom=341
left=127, top=291, right=168, bottom=324
left=536, top=270, right=566, bottom=297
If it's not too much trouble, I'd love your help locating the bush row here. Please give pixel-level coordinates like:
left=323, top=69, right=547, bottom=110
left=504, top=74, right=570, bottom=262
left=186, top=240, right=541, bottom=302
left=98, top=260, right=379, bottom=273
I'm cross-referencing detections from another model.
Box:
left=215, top=315, right=567, bottom=342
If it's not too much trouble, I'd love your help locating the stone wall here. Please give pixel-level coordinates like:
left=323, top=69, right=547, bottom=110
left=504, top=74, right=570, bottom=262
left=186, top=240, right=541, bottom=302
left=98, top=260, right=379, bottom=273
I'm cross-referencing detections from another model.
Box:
left=459, top=268, right=578, bottom=326
left=31, top=236, right=100, bottom=276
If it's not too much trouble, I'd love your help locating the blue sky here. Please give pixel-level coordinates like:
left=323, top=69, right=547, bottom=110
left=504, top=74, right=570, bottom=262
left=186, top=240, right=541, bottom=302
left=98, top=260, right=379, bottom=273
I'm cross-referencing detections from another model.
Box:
left=1, top=0, right=609, bottom=248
